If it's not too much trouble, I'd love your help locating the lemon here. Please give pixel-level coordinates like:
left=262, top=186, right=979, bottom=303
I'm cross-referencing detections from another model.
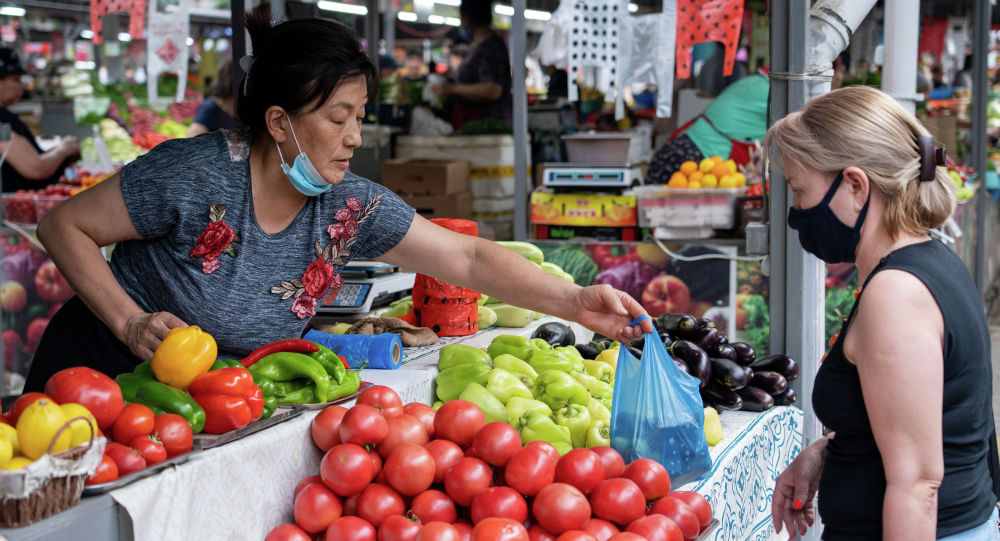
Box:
left=719, top=175, right=738, bottom=189
left=1, top=456, right=34, bottom=470
left=725, top=159, right=738, bottom=174
left=698, top=158, right=715, bottom=173
left=688, top=181, right=702, bottom=189
left=17, top=399, right=72, bottom=460
left=0, top=423, right=19, bottom=456
left=704, top=407, right=723, bottom=446
left=59, top=403, right=98, bottom=448
left=702, top=174, right=719, bottom=188
left=0, top=438, right=11, bottom=466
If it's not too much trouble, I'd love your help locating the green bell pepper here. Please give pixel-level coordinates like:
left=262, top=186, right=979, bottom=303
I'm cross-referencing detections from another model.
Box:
left=505, top=397, right=552, bottom=425
left=588, top=380, right=614, bottom=410
left=116, top=372, right=155, bottom=403
left=582, top=359, right=614, bottom=384
left=554, top=404, right=592, bottom=448
left=555, top=346, right=585, bottom=362
left=311, top=343, right=347, bottom=384
left=210, top=359, right=242, bottom=370
left=432, top=401, right=444, bottom=410
left=135, top=381, right=207, bottom=433
left=459, top=382, right=508, bottom=423
left=438, top=344, right=492, bottom=371
left=518, top=410, right=572, bottom=454
left=248, top=352, right=331, bottom=403
left=587, top=397, right=611, bottom=424
left=586, top=420, right=611, bottom=448
left=133, top=360, right=154, bottom=378
left=533, top=370, right=590, bottom=409
left=487, top=335, right=533, bottom=361
left=528, top=349, right=584, bottom=374
left=492, top=354, right=538, bottom=384
left=485, top=368, right=533, bottom=405
left=530, top=338, right=551, bottom=352
left=274, top=379, right=311, bottom=395
left=435, top=362, right=491, bottom=402
left=276, top=384, right=316, bottom=404
left=570, top=371, right=599, bottom=390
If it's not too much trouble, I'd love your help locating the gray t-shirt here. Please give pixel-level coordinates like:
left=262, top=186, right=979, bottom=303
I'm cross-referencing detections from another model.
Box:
left=111, top=129, right=415, bottom=356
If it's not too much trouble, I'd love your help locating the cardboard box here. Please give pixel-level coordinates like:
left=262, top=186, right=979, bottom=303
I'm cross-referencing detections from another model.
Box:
left=405, top=192, right=473, bottom=220
left=530, top=189, right=637, bottom=227
left=381, top=159, right=470, bottom=196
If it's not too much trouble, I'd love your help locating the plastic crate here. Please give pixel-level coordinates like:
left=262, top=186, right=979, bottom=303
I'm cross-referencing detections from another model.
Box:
left=635, top=186, right=742, bottom=238
left=35, top=194, right=69, bottom=222
left=2, top=193, right=37, bottom=225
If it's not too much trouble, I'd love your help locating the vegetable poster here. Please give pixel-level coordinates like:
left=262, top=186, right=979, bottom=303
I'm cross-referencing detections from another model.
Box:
left=146, top=0, right=189, bottom=104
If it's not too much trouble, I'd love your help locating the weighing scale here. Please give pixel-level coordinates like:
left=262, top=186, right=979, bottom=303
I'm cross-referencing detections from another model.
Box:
left=541, top=162, right=643, bottom=189
left=317, top=260, right=415, bottom=314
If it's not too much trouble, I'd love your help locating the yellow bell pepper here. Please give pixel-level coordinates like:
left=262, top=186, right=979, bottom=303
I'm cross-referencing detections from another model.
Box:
left=151, top=326, right=217, bottom=390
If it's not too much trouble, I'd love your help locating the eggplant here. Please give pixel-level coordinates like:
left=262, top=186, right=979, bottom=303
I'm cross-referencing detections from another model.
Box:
left=710, top=357, right=750, bottom=390
left=750, top=371, right=788, bottom=395
left=629, top=336, right=645, bottom=351
left=669, top=340, right=711, bottom=388
left=751, top=355, right=798, bottom=382
left=701, top=381, right=743, bottom=410
left=772, top=388, right=797, bottom=406
left=575, top=343, right=600, bottom=360
left=626, top=345, right=643, bottom=360
left=730, top=342, right=757, bottom=366
left=697, top=317, right=716, bottom=330
left=691, top=327, right=721, bottom=351
left=736, top=386, right=775, bottom=412
left=659, top=333, right=673, bottom=349
left=716, top=333, right=729, bottom=345
left=651, top=317, right=666, bottom=334
left=658, top=313, right=698, bottom=338
left=673, top=360, right=690, bottom=375
left=706, top=343, right=737, bottom=362
left=532, top=322, right=576, bottom=347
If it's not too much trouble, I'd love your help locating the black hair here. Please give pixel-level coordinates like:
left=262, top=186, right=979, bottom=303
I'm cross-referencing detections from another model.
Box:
left=405, top=46, right=422, bottom=59
left=236, top=5, right=377, bottom=140
left=459, top=1, right=494, bottom=27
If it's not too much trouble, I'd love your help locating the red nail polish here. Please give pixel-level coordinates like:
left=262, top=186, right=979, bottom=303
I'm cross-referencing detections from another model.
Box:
left=793, top=499, right=803, bottom=510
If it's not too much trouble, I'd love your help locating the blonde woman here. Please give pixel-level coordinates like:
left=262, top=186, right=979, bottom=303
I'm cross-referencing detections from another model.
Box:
left=768, top=86, right=999, bottom=540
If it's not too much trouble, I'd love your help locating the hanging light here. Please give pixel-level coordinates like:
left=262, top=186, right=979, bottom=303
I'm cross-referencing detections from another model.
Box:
left=317, top=1, right=368, bottom=16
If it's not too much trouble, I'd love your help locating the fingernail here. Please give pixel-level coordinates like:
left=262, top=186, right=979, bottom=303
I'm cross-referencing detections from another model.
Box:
left=792, top=499, right=803, bottom=510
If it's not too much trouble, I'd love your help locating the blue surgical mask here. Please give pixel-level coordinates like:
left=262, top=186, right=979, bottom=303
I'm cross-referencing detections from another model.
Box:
left=787, top=171, right=870, bottom=263
left=275, top=118, right=332, bottom=197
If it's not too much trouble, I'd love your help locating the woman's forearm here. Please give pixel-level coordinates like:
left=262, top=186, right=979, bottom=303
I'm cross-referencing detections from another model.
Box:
left=447, top=82, right=503, bottom=102
left=882, top=481, right=939, bottom=540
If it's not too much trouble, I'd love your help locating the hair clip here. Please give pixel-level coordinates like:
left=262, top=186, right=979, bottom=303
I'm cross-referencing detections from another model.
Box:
left=918, top=135, right=946, bottom=182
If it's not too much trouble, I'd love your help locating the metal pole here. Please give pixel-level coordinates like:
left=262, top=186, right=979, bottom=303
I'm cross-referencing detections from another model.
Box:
left=365, top=0, right=380, bottom=65
left=973, top=0, right=991, bottom=292
left=511, top=0, right=529, bottom=241
left=231, top=0, right=246, bottom=103
left=383, top=0, right=395, bottom=55
left=882, top=0, right=921, bottom=114
left=768, top=0, right=788, bottom=371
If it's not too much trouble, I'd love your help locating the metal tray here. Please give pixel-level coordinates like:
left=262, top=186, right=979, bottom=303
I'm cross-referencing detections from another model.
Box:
left=82, top=451, right=197, bottom=495
left=275, top=381, right=373, bottom=411
left=192, top=406, right=305, bottom=450
left=695, top=518, right=720, bottom=540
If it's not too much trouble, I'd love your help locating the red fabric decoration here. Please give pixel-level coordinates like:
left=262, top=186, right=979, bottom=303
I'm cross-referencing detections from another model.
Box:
left=675, top=0, right=745, bottom=79
left=918, top=16, right=948, bottom=64
left=90, top=0, right=146, bottom=45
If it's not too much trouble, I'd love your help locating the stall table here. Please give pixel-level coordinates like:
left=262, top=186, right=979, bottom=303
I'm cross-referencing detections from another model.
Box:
left=0, top=318, right=801, bottom=541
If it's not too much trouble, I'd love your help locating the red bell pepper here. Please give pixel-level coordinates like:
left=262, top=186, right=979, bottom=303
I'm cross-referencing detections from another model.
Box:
left=239, top=339, right=320, bottom=367
left=188, top=367, right=264, bottom=434
left=592, top=244, right=640, bottom=269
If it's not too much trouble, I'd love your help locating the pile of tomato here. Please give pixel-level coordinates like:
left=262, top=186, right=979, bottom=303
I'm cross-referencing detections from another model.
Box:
left=266, top=386, right=714, bottom=541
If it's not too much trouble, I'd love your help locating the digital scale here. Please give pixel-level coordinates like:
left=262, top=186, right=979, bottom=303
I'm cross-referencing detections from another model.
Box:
left=541, top=162, right=643, bottom=189
left=317, top=260, right=415, bottom=314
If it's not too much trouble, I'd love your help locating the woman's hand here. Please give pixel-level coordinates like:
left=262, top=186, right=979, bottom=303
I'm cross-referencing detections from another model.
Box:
left=772, top=436, right=830, bottom=537
left=570, top=284, right=655, bottom=343
left=121, top=311, right=188, bottom=360
left=58, top=136, right=80, bottom=158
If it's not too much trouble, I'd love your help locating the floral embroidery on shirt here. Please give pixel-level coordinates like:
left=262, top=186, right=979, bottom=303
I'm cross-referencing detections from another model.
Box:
left=190, top=204, right=242, bottom=274
left=270, top=195, right=383, bottom=319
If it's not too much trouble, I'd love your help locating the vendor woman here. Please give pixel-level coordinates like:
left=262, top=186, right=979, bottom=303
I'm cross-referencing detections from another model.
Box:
left=24, top=8, right=652, bottom=391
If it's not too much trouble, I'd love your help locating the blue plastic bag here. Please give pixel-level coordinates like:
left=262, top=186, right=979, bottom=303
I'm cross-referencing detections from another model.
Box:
left=610, top=316, right=712, bottom=486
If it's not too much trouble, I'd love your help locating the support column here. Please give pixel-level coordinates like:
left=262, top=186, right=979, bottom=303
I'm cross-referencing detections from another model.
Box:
left=882, top=0, right=921, bottom=114
left=512, top=0, right=529, bottom=241
left=973, top=0, right=991, bottom=292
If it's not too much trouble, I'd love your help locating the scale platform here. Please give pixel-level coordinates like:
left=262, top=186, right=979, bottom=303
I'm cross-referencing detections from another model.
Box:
left=317, top=261, right=415, bottom=314
left=541, top=162, right=642, bottom=189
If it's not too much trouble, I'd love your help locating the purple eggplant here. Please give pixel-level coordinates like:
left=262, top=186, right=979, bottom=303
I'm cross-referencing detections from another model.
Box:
left=737, top=386, right=775, bottom=412
left=691, top=327, right=721, bottom=350
left=751, top=354, right=798, bottom=381
left=750, top=371, right=788, bottom=395
left=575, top=343, right=600, bottom=360
left=625, top=345, right=643, bottom=360
left=659, top=313, right=698, bottom=338
left=707, top=343, right=737, bottom=362
left=772, top=388, right=797, bottom=406
left=673, top=360, right=690, bottom=375
left=532, top=322, right=576, bottom=347
left=659, top=333, right=673, bottom=349
left=701, top=381, right=743, bottom=410
left=697, top=317, right=716, bottom=330
left=716, top=333, right=729, bottom=345
left=711, top=357, right=750, bottom=390
left=730, top=342, right=757, bottom=366
left=669, top=340, right=712, bottom=388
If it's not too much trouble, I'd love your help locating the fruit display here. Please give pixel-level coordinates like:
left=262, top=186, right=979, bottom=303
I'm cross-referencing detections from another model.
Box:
left=946, top=160, right=976, bottom=201
left=268, top=384, right=716, bottom=540
left=667, top=157, right=746, bottom=189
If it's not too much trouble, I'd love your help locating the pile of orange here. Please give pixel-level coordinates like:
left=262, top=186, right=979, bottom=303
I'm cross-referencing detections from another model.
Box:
left=667, top=156, right=747, bottom=189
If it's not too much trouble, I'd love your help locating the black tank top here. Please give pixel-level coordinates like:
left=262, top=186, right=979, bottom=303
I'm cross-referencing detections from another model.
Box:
left=813, top=239, right=999, bottom=539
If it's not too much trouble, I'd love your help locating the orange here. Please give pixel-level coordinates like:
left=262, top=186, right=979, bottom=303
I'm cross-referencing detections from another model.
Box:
left=669, top=172, right=687, bottom=183
left=679, top=161, right=698, bottom=176
left=667, top=176, right=688, bottom=188
left=711, top=163, right=730, bottom=178
left=688, top=171, right=704, bottom=184
left=711, top=155, right=724, bottom=165
left=698, top=159, right=715, bottom=173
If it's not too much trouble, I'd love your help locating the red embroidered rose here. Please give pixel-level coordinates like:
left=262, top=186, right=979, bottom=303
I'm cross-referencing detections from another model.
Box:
left=342, top=219, right=358, bottom=239
left=191, top=220, right=235, bottom=259
left=201, top=257, right=221, bottom=274
left=328, top=222, right=345, bottom=240
left=330, top=273, right=344, bottom=290
left=301, top=257, right=334, bottom=298
left=291, top=295, right=317, bottom=319
left=334, top=208, right=353, bottom=222
left=345, top=198, right=362, bottom=212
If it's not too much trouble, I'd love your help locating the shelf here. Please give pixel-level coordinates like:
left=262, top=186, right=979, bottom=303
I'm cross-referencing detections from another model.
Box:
left=529, top=236, right=747, bottom=248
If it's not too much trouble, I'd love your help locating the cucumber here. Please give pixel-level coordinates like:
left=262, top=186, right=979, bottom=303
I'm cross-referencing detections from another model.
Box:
left=496, top=241, right=544, bottom=265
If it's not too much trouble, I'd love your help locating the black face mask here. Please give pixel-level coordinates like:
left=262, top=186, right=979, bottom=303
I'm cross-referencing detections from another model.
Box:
left=787, top=172, right=870, bottom=263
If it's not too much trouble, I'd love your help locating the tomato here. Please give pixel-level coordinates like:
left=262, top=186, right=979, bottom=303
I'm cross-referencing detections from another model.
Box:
left=129, top=435, right=167, bottom=465
left=152, top=414, right=193, bottom=458
left=295, top=482, right=343, bottom=533
left=370, top=447, right=384, bottom=478
left=589, top=479, right=646, bottom=526
left=471, top=422, right=521, bottom=468
left=581, top=519, right=618, bottom=541
left=344, top=492, right=361, bottom=516
left=622, top=458, right=670, bottom=500
left=265, top=523, right=312, bottom=541
left=416, top=522, right=461, bottom=541
left=443, top=457, right=493, bottom=506
left=504, top=445, right=555, bottom=496
left=378, top=514, right=422, bottom=541
left=589, top=447, right=624, bottom=479
left=648, top=497, right=700, bottom=541
left=669, top=491, right=713, bottom=531
left=625, top=514, right=682, bottom=541
left=402, top=403, right=436, bottom=438
left=472, top=518, right=529, bottom=541
left=433, top=400, right=485, bottom=448
left=410, top=489, right=457, bottom=524
left=470, top=486, right=528, bottom=524
left=311, top=405, right=348, bottom=452
left=326, top=516, right=376, bottom=541
left=44, top=366, right=125, bottom=430
left=524, top=440, right=560, bottom=464
left=106, top=441, right=146, bottom=476
left=295, top=475, right=323, bottom=497
left=453, top=521, right=474, bottom=541
left=528, top=525, right=557, bottom=541
left=385, top=443, right=435, bottom=496
left=377, top=414, right=429, bottom=458
left=341, top=404, right=389, bottom=446
left=85, top=454, right=119, bottom=485
left=555, top=532, right=596, bottom=541
left=358, top=385, right=404, bottom=417
left=532, top=483, right=591, bottom=534
left=322, top=443, right=375, bottom=497
left=112, top=403, right=155, bottom=445
left=554, top=448, right=604, bottom=496
left=606, top=534, right=645, bottom=541
left=357, top=483, right=406, bottom=528
left=8, top=392, right=51, bottom=426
